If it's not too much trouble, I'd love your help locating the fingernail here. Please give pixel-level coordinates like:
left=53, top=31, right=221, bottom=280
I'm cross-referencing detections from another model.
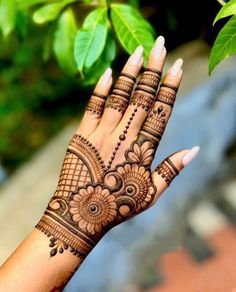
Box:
left=129, top=46, right=144, bottom=65
left=153, top=36, right=165, bottom=57
left=169, top=58, right=183, bottom=76
left=182, top=146, right=200, bottom=166
left=101, top=68, right=112, bottom=84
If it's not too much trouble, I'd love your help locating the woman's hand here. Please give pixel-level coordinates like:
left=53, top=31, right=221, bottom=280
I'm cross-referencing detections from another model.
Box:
left=36, top=36, right=199, bottom=260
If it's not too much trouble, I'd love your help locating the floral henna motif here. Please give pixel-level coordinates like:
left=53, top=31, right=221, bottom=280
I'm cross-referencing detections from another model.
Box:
left=70, top=185, right=117, bottom=235
left=36, top=133, right=157, bottom=258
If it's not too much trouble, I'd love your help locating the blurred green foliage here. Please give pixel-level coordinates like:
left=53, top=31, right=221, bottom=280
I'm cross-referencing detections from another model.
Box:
left=0, top=0, right=155, bottom=83
left=0, top=0, right=220, bottom=175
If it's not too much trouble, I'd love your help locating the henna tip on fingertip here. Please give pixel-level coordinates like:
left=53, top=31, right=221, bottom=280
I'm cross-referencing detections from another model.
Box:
left=182, top=145, right=200, bottom=166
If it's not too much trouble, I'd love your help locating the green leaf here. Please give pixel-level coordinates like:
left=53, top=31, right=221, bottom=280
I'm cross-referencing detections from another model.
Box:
left=33, top=0, right=76, bottom=24
left=15, top=10, right=28, bottom=40
left=0, top=0, right=16, bottom=37
left=209, top=15, right=236, bottom=74
left=18, top=0, right=59, bottom=9
left=53, top=8, right=77, bottom=75
left=84, top=32, right=116, bottom=85
left=127, top=0, right=139, bottom=8
left=214, top=0, right=236, bottom=25
left=110, top=4, right=155, bottom=61
left=74, top=7, right=108, bottom=74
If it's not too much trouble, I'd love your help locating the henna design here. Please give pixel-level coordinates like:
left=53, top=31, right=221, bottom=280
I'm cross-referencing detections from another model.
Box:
left=155, top=158, right=179, bottom=186
left=141, top=105, right=167, bottom=143
left=130, top=69, right=161, bottom=111
left=157, top=89, right=176, bottom=107
left=36, top=132, right=157, bottom=258
left=105, top=74, right=135, bottom=113
left=131, top=92, right=155, bottom=111
left=86, top=93, right=106, bottom=118
left=107, top=108, right=138, bottom=170
left=160, top=83, right=178, bottom=92
left=105, top=95, right=129, bottom=114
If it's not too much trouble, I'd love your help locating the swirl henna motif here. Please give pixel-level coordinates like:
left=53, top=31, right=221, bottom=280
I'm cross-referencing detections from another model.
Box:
left=36, top=134, right=157, bottom=258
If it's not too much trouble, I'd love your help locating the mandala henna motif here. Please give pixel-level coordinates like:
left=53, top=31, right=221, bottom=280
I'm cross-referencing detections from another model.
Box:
left=36, top=133, right=157, bottom=258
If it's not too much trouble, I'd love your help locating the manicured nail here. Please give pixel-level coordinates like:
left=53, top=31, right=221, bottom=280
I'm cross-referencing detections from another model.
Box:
left=169, top=58, right=183, bottom=76
left=129, top=46, right=144, bottom=65
left=101, top=68, right=112, bottom=84
left=153, top=36, right=165, bottom=57
left=182, top=146, right=200, bottom=166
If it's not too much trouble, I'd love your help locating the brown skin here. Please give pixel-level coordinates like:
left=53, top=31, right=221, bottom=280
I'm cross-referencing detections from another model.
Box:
left=0, top=37, right=190, bottom=291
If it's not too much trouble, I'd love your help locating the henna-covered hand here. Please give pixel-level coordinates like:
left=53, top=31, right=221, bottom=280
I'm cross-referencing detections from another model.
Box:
left=36, top=36, right=199, bottom=260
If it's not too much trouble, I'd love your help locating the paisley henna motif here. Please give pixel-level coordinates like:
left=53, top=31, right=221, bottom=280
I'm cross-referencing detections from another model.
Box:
left=36, top=133, right=157, bottom=258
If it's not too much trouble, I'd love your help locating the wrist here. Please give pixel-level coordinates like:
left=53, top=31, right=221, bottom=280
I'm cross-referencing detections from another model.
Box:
left=35, top=211, right=103, bottom=259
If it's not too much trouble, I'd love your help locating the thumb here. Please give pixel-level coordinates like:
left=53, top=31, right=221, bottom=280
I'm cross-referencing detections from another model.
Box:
left=150, top=146, right=200, bottom=206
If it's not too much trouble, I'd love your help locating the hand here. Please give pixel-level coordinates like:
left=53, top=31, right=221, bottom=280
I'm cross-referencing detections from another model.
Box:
left=36, top=36, right=199, bottom=260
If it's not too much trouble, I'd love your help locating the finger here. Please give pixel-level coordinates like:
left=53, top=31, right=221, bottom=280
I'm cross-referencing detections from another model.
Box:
left=117, top=36, right=166, bottom=137
left=76, top=68, right=113, bottom=137
left=150, top=146, right=200, bottom=206
left=136, top=58, right=183, bottom=159
left=96, top=46, right=144, bottom=134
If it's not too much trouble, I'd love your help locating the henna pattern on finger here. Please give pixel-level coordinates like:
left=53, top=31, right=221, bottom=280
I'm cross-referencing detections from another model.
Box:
left=157, top=89, right=176, bottom=107
left=105, top=74, right=135, bottom=113
left=131, top=68, right=161, bottom=111
left=86, top=92, right=107, bottom=118
left=141, top=105, right=167, bottom=143
left=155, top=158, right=179, bottom=186
left=36, top=132, right=157, bottom=259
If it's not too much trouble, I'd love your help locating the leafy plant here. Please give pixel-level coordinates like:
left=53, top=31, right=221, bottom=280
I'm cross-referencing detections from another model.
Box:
left=209, top=0, right=236, bottom=73
left=0, top=0, right=155, bottom=84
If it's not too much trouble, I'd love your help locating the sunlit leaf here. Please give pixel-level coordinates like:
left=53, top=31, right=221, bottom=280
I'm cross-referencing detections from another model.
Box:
left=0, top=0, right=16, bottom=37
left=53, top=8, right=77, bottom=75
left=111, top=4, right=155, bottom=62
left=84, top=32, right=116, bottom=85
left=33, top=0, right=76, bottom=24
left=209, top=15, right=236, bottom=74
left=74, top=7, right=108, bottom=74
left=18, top=0, right=59, bottom=9
left=15, top=10, right=28, bottom=40
left=214, top=0, right=236, bottom=25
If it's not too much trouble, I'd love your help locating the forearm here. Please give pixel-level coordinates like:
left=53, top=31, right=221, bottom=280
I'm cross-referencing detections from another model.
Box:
left=0, top=228, right=84, bottom=292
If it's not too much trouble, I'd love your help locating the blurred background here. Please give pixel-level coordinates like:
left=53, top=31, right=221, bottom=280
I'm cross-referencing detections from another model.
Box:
left=0, top=0, right=236, bottom=291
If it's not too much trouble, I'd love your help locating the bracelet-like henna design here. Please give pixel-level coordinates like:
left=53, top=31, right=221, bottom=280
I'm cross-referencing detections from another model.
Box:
left=105, top=74, right=135, bottom=113
left=86, top=92, right=107, bottom=118
left=157, top=89, right=176, bottom=107
left=130, top=68, right=161, bottom=111
left=155, top=158, right=179, bottom=186
left=36, top=134, right=157, bottom=259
